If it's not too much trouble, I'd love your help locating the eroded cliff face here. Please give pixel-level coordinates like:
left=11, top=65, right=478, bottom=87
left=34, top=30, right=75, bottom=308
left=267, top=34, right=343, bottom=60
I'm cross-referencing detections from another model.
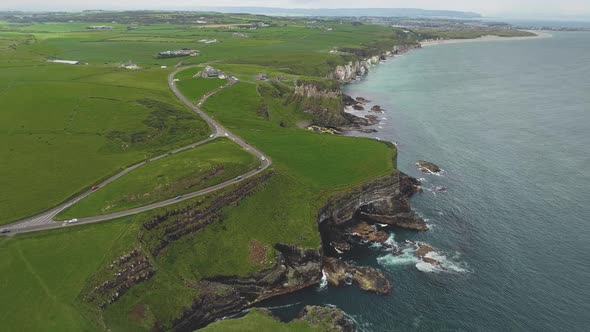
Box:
left=173, top=244, right=323, bottom=331
left=318, top=172, right=427, bottom=230
left=170, top=170, right=425, bottom=330
left=294, top=83, right=342, bottom=99
left=329, top=44, right=420, bottom=82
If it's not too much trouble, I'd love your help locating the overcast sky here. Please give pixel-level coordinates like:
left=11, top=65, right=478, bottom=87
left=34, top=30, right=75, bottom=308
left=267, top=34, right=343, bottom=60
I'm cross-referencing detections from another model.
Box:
left=2, top=0, right=590, bottom=19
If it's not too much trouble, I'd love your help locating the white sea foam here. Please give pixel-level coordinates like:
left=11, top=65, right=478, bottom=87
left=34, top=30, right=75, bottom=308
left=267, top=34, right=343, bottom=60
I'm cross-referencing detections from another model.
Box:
left=377, top=242, right=468, bottom=273
left=317, top=269, right=328, bottom=291
left=377, top=250, right=418, bottom=267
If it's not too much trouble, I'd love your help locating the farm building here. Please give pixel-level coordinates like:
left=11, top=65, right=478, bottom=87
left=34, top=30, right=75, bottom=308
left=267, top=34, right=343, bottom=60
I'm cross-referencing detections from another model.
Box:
left=47, top=59, right=82, bottom=65
left=198, top=39, right=218, bottom=44
left=195, top=66, right=225, bottom=78
left=157, top=49, right=199, bottom=58
left=256, top=73, right=268, bottom=81
left=87, top=26, right=113, bottom=30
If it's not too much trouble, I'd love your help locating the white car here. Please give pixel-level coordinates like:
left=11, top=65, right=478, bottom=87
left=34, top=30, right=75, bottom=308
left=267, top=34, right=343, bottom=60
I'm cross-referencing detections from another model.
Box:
left=224, top=133, right=229, bottom=137
left=67, top=218, right=78, bottom=224
left=209, top=134, right=214, bottom=138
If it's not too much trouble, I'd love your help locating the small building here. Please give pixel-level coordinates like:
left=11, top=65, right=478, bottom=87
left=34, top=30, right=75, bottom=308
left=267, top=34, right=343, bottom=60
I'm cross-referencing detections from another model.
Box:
left=198, top=39, right=218, bottom=44
left=47, top=59, right=81, bottom=65
left=87, top=26, right=113, bottom=30
left=157, top=49, right=199, bottom=58
left=121, top=61, right=141, bottom=70
left=161, top=65, right=168, bottom=69
left=195, top=66, right=224, bottom=78
left=255, top=73, right=268, bottom=81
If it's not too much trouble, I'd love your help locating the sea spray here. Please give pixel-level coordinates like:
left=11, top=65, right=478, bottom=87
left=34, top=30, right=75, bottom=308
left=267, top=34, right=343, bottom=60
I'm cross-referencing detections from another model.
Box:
left=317, top=269, right=328, bottom=291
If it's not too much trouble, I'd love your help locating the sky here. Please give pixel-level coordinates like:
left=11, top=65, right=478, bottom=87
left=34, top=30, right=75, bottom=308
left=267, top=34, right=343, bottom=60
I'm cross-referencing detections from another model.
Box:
left=1, top=0, right=590, bottom=19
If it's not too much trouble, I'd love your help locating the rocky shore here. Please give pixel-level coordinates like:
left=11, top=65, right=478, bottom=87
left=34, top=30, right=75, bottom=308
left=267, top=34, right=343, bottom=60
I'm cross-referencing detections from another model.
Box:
left=172, top=43, right=434, bottom=331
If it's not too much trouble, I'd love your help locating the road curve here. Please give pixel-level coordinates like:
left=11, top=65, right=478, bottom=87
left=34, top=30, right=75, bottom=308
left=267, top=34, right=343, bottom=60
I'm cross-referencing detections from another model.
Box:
left=2, top=66, right=272, bottom=235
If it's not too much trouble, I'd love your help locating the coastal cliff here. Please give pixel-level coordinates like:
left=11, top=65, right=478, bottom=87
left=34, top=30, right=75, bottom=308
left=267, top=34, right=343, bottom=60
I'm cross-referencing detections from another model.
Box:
left=318, top=172, right=427, bottom=231
left=173, top=244, right=323, bottom=331
left=329, top=44, right=420, bottom=82
left=288, top=43, right=420, bottom=129
left=170, top=171, right=425, bottom=330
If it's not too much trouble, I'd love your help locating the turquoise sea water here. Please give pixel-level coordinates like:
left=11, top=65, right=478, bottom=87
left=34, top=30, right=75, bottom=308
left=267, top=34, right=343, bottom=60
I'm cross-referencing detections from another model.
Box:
left=264, top=32, right=590, bottom=330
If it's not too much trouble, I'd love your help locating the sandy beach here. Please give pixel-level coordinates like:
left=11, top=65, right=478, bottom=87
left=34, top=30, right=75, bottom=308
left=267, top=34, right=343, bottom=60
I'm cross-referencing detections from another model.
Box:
left=420, top=30, right=552, bottom=47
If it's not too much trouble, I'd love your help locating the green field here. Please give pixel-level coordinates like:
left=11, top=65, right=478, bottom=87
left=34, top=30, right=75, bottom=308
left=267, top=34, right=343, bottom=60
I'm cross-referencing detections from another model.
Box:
left=57, top=138, right=259, bottom=219
left=0, top=217, right=136, bottom=331
left=176, top=76, right=227, bottom=103
left=0, top=64, right=209, bottom=225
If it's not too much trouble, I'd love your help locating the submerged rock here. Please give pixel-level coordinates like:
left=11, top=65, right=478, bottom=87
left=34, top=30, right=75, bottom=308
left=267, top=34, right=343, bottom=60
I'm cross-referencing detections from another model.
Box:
left=323, top=257, right=391, bottom=295
left=371, top=105, right=384, bottom=113
left=355, top=96, right=371, bottom=104
left=415, top=160, right=441, bottom=174
left=352, top=104, right=365, bottom=111
left=410, top=241, right=445, bottom=269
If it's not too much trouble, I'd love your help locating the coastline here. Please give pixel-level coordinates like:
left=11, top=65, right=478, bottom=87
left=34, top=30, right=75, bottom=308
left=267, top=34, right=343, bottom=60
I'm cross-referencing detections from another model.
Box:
left=420, top=30, right=552, bottom=47
left=340, top=30, right=553, bottom=134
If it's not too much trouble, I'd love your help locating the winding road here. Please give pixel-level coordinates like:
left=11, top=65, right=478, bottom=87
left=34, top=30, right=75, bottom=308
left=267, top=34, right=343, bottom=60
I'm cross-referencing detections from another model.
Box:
left=2, top=66, right=272, bottom=235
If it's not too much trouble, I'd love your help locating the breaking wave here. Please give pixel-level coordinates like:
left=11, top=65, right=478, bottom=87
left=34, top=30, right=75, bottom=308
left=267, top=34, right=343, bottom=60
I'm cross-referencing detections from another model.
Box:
left=374, top=235, right=468, bottom=273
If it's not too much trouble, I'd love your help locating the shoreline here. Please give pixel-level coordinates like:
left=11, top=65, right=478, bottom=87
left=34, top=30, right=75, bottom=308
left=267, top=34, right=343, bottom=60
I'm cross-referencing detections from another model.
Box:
left=420, top=30, right=552, bottom=47
left=340, top=30, right=553, bottom=135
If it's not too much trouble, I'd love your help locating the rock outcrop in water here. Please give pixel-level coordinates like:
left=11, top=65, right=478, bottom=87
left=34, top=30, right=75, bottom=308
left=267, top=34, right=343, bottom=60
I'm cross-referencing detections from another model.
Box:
left=416, top=160, right=441, bottom=174
left=323, top=257, right=392, bottom=294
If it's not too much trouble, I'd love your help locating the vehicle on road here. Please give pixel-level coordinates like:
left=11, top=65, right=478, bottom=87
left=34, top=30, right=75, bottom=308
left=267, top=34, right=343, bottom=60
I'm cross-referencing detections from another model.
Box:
left=175, top=195, right=183, bottom=200
left=0, top=228, right=10, bottom=234
left=224, top=133, right=229, bottom=137
left=67, top=218, right=78, bottom=224
left=91, top=185, right=99, bottom=190
left=261, top=156, right=266, bottom=161
left=209, top=134, right=214, bottom=138
left=235, top=176, right=242, bottom=181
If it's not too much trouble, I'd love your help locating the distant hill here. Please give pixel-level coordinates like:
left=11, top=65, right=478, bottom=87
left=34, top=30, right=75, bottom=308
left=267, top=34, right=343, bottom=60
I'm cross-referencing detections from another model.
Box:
left=195, top=7, right=482, bottom=19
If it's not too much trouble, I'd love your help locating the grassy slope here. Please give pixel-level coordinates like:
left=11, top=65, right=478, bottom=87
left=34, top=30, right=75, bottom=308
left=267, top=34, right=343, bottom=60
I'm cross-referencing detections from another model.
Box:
left=57, top=138, right=259, bottom=219
left=201, top=309, right=316, bottom=332
left=0, top=218, right=135, bottom=332
left=176, top=76, right=227, bottom=103
left=152, top=78, right=395, bottom=280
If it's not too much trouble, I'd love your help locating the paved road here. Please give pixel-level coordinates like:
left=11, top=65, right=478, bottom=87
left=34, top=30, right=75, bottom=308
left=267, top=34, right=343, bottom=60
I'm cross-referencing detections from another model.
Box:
left=2, top=67, right=272, bottom=235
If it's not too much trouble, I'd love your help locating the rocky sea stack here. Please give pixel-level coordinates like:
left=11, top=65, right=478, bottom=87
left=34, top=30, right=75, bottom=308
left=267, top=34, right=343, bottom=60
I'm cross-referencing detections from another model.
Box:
left=416, top=160, right=442, bottom=174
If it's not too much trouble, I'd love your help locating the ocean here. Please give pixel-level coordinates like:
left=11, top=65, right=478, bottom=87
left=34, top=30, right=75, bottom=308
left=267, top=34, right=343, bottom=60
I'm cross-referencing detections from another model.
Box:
left=262, top=31, right=590, bottom=330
